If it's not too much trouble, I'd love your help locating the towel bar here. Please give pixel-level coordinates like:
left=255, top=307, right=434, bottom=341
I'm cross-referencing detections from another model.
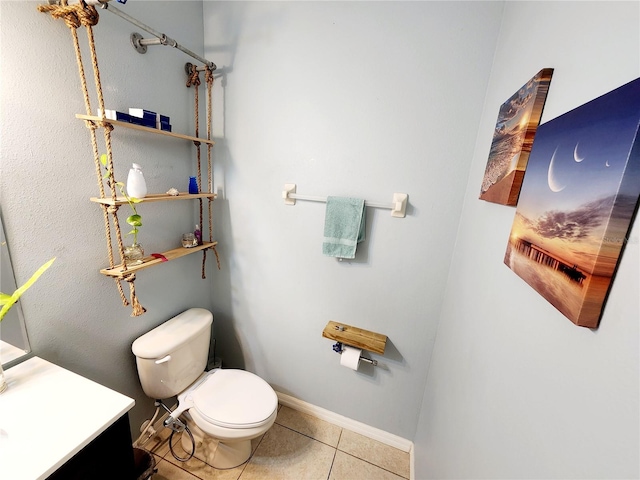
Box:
left=282, top=184, right=407, bottom=218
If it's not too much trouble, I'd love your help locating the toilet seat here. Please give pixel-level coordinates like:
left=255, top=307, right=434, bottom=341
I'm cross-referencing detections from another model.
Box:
left=191, top=369, right=278, bottom=429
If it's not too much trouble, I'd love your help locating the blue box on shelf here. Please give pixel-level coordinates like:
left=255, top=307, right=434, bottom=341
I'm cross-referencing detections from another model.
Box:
left=127, top=116, right=154, bottom=128
left=129, top=108, right=157, bottom=121
left=159, top=122, right=172, bottom=132
left=115, top=111, right=133, bottom=123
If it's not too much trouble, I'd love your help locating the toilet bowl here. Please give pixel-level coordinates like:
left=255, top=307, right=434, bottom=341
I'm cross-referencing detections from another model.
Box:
left=174, top=368, right=277, bottom=469
left=132, top=308, right=278, bottom=469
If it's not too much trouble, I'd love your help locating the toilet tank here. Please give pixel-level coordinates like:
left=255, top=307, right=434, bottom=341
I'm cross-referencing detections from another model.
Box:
left=132, top=308, right=213, bottom=399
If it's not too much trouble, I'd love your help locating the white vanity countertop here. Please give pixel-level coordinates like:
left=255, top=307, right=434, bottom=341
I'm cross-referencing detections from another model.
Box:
left=0, top=356, right=135, bottom=480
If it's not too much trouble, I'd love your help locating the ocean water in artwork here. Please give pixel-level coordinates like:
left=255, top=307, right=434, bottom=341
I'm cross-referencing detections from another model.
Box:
left=482, top=126, right=526, bottom=192
left=504, top=77, right=640, bottom=328
left=480, top=69, right=553, bottom=204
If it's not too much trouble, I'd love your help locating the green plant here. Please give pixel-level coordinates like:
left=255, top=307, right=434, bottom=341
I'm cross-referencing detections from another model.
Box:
left=100, top=154, right=143, bottom=244
left=0, top=257, right=55, bottom=322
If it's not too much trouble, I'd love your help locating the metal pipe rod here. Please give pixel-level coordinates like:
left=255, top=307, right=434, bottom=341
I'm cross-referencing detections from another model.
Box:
left=100, top=2, right=217, bottom=70
left=358, top=356, right=378, bottom=366
left=187, top=64, right=217, bottom=73
left=287, top=193, right=393, bottom=210
left=139, top=38, right=162, bottom=46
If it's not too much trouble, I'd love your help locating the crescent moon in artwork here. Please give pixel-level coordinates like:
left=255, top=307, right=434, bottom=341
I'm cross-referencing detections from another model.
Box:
left=605, top=160, right=611, bottom=167
left=573, top=143, right=585, bottom=162
left=548, top=147, right=566, bottom=193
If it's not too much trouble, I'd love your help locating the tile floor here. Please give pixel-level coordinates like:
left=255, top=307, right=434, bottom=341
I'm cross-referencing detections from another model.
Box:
left=142, top=405, right=410, bottom=480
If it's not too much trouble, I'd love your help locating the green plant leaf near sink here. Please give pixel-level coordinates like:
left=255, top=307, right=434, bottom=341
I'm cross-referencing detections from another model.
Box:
left=0, top=257, right=55, bottom=322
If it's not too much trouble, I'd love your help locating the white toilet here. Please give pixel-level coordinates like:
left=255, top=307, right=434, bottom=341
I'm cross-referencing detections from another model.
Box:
left=132, top=308, right=278, bottom=469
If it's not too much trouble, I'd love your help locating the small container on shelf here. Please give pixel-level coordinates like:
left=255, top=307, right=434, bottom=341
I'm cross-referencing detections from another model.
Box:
left=124, top=243, right=144, bottom=265
left=126, top=163, right=147, bottom=199
left=188, top=176, right=199, bottom=194
left=129, top=108, right=158, bottom=128
left=182, top=233, right=196, bottom=248
left=115, top=111, right=133, bottom=123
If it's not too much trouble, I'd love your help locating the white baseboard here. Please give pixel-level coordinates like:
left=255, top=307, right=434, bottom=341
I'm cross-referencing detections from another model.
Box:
left=275, top=391, right=414, bottom=453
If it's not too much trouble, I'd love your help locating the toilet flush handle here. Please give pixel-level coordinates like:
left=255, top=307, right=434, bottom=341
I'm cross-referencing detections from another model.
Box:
left=155, top=355, right=171, bottom=365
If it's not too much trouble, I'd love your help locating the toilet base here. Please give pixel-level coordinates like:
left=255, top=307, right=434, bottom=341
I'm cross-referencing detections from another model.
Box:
left=181, top=415, right=253, bottom=469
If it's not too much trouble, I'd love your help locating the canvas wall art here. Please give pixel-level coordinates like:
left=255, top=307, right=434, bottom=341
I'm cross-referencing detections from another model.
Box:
left=480, top=68, right=554, bottom=206
left=504, top=77, right=640, bottom=328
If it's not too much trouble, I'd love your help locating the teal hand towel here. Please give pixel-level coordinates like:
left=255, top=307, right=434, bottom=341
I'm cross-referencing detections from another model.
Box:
left=323, top=196, right=366, bottom=259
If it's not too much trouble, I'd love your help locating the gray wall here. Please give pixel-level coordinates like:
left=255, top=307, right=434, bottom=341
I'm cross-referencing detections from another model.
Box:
left=202, top=1, right=503, bottom=440
left=0, top=1, right=212, bottom=436
left=414, top=2, right=640, bottom=478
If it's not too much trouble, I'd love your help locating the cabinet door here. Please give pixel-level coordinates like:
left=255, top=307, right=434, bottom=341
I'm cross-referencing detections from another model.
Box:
left=47, top=414, right=135, bottom=480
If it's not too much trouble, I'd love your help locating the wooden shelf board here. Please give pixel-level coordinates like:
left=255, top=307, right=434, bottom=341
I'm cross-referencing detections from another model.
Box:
left=322, top=321, right=387, bottom=355
left=76, top=114, right=215, bottom=145
left=91, top=192, right=216, bottom=206
left=100, top=242, right=217, bottom=277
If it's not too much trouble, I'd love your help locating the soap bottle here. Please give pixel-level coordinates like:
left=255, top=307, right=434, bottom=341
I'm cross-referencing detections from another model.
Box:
left=127, top=163, right=147, bottom=199
left=194, top=224, right=202, bottom=245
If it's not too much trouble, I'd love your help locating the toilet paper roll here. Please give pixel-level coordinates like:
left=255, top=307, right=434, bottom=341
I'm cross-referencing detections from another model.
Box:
left=340, top=345, right=362, bottom=370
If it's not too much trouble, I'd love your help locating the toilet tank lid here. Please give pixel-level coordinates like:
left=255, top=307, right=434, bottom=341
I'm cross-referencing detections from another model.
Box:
left=132, top=308, right=213, bottom=359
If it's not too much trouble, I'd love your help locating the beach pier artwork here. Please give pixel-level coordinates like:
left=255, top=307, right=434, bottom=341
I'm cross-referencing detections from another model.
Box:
left=504, top=77, right=640, bottom=328
left=480, top=68, right=553, bottom=206
left=512, top=238, right=586, bottom=285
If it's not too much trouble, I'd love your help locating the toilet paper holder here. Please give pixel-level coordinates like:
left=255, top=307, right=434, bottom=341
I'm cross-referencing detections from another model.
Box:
left=332, top=342, right=378, bottom=366
left=322, top=321, right=387, bottom=367
left=322, top=321, right=387, bottom=353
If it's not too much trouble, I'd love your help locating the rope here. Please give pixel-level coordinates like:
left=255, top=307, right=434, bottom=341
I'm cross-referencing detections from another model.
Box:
left=124, top=274, right=147, bottom=317
left=187, top=65, right=208, bottom=278
left=191, top=65, right=202, bottom=193
left=205, top=68, right=214, bottom=254
left=186, top=65, right=201, bottom=89
left=37, top=1, right=98, bottom=29
left=39, top=0, right=144, bottom=314
left=212, top=245, right=221, bottom=270
left=201, top=250, right=207, bottom=279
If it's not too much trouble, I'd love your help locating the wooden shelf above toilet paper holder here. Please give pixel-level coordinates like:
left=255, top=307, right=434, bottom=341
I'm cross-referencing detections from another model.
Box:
left=322, top=321, right=387, bottom=355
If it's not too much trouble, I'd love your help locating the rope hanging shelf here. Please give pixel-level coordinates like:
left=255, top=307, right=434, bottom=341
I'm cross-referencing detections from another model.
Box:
left=100, top=242, right=218, bottom=277
left=75, top=114, right=216, bottom=144
left=90, top=192, right=217, bottom=206
left=39, top=1, right=219, bottom=317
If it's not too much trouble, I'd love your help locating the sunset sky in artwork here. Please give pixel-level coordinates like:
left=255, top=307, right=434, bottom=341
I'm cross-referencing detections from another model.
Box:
left=510, top=78, right=640, bottom=276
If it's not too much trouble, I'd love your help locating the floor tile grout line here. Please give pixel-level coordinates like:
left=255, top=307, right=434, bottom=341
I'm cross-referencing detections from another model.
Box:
left=155, top=436, right=211, bottom=479
left=275, top=422, right=343, bottom=449
left=156, top=456, right=201, bottom=480
left=273, top=416, right=408, bottom=477
left=338, top=450, right=410, bottom=479
left=276, top=407, right=408, bottom=458
left=327, top=447, right=338, bottom=480
left=329, top=430, right=344, bottom=480
left=162, top=454, right=203, bottom=480
left=238, top=434, right=266, bottom=480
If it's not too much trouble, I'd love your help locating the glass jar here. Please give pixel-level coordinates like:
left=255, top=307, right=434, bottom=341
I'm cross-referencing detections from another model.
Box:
left=124, top=243, right=144, bottom=265
left=182, top=233, right=196, bottom=248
